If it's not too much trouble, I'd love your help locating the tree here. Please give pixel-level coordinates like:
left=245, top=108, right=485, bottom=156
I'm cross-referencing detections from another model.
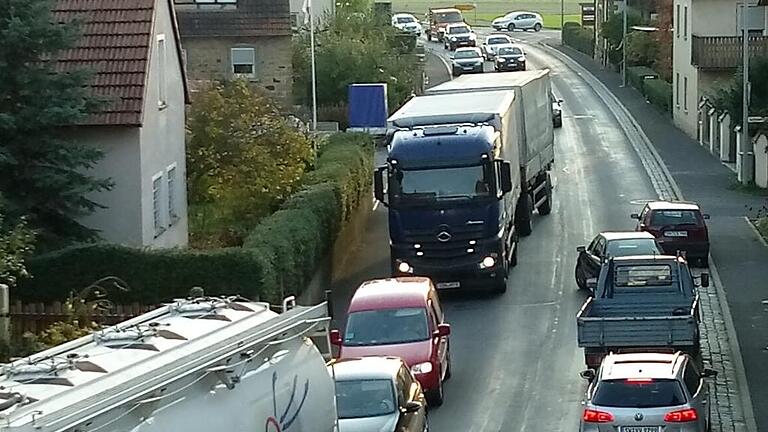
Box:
left=0, top=208, right=35, bottom=288
left=0, top=0, right=111, bottom=247
left=626, top=31, right=659, bottom=67
left=600, top=11, right=645, bottom=66
left=709, top=56, right=768, bottom=131
left=186, top=80, right=314, bottom=248
left=653, top=0, right=674, bottom=81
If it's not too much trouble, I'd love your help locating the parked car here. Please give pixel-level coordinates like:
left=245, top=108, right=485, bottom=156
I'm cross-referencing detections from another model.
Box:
left=330, top=277, right=452, bottom=406
left=328, top=356, right=428, bottom=432
left=391, top=13, right=422, bottom=36
left=579, top=352, right=718, bottom=432
left=631, top=200, right=710, bottom=266
left=494, top=44, right=526, bottom=71
left=451, top=47, right=484, bottom=76
left=426, top=7, right=463, bottom=42
left=491, top=11, right=543, bottom=32
left=551, top=91, right=563, bottom=128
left=575, top=231, right=662, bottom=291
left=443, top=23, right=476, bottom=50
left=481, top=34, right=512, bottom=60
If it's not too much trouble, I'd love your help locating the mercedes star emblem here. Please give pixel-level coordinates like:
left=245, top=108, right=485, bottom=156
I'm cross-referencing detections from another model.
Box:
left=436, top=231, right=452, bottom=242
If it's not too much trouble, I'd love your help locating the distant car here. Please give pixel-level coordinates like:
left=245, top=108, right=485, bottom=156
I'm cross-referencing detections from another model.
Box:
left=632, top=201, right=711, bottom=266
left=574, top=231, right=663, bottom=291
left=443, top=23, right=476, bottom=50
left=579, top=352, right=717, bottom=432
left=330, top=277, right=452, bottom=407
left=494, top=44, right=526, bottom=71
left=492, top=11, right=543, bottom=32
left=550, top=91, right=563, bottom=128
left=426, top=7, right=464, bottom=42
left=391, top=13, right=421, bottom=36
left=481, top=34, right=512, bottom=60
left=451, top=47, right=484, bottom=76
left=329, top=357, right=428, bottom=432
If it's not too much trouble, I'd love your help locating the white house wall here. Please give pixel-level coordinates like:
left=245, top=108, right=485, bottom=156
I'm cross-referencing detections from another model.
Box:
left=75, top=127, right=144, bottom=246
left=139, top=0, right=189, bottom=248
left=289, top=0, right=334, bottom=28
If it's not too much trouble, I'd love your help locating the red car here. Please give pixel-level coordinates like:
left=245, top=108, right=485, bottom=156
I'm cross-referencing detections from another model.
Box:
left=631, top=201, right=710, bottom=266
left=330, top=277, right=452, bottom=406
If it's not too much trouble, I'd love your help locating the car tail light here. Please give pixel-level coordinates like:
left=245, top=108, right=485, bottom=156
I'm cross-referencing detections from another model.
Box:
left=583, top=409, right=614, bottom=423
left=625, top=378, right=654, bottom=384
left=664, top=408, right=698, bottom=422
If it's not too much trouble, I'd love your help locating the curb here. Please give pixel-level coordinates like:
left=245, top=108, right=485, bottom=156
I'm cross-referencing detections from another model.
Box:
left=423, top=46, right=453, bottom=80
left=539, top=41, right=759, bottom=432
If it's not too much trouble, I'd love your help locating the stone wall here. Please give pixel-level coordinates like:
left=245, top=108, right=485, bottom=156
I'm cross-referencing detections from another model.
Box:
left=180, top=36, right=293, bottom=106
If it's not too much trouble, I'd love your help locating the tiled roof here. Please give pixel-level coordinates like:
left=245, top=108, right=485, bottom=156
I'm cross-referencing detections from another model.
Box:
left=53, top=0, right=189, bottom=126
left=176, top=0, right=291, bottom=38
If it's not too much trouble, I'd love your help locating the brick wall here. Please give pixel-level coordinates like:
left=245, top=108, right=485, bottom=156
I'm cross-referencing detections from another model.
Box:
left=180, top=36, right=293, bottom=106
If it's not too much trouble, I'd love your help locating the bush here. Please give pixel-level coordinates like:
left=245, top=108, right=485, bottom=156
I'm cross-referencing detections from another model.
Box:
left=626, top=66, right=659, bottom=93
left=626, top=31, right=659, bottom=67
left=563, top=24, right=595, bottom=57
left=18, top=133, right=374, bottom=305
left=644, top=79, right=673, bottom=113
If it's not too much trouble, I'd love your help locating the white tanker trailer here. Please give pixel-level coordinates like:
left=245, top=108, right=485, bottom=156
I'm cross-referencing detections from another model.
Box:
left=0, top=293, right=338, bottom=432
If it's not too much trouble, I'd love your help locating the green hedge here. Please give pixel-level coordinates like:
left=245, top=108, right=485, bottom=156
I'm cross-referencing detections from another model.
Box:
left=626, top=66, right=659, bottom=94
left=644, top=79, right=673, bottom=114
left=563, top=24, right=594, bottom=57
left=18, top=132, right=374, bottom=304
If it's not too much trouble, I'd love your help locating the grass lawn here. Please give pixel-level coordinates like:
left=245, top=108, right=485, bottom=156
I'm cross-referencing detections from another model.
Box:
left=391, top=0, right=584, bottom=28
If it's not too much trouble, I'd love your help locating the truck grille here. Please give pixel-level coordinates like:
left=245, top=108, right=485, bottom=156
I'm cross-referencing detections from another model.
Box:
left=402, top=225, right=486, bottom=260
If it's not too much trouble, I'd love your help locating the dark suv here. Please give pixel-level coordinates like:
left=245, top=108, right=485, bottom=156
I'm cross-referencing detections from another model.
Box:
left=632, top=201, right=710, bottom=266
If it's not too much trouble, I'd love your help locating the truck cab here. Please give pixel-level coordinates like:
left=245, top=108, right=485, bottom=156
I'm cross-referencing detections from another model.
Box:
left=374, top=124, right=517, bottom=293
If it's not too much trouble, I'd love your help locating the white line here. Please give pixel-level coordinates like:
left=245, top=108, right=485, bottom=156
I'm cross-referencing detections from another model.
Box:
left=540, top=41, right=758, bottom=432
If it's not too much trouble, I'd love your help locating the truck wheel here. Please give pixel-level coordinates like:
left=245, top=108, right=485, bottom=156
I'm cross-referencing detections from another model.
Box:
left=492, top=275, right=508, bottom=294
left=516, top=195, right=533, bottom=236
left=426, top=378, right=444, bottom=406
left=575, top=265, right=587, bottom=290
left=427, top=32, right=432, bottom=41
left=537, top=173, right=553, bottom=216
left=444, top=348, right=452, bottom=380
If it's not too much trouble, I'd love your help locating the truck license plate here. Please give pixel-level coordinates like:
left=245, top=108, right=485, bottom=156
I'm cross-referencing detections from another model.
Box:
left=620, top=427, right=661, bottom=432
left=664, top=231, right=688, bottom=237
left=437, top=281, right=460, bottom=289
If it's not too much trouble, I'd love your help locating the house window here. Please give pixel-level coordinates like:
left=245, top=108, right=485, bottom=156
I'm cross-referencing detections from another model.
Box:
left=675, top=73, right=680, bottom=107
left=231, top=47, right=255, bottom=77
left=167, top=164, right=178, bottom=224
left=683, top=76, right=688, bottom=111
left=675, top=4, right=680, bottom=38
left=157, top=34, right=167, bottom=109
left=683, top=6, right=688, bottom=39
left=152, top=172, right=164, bottom=236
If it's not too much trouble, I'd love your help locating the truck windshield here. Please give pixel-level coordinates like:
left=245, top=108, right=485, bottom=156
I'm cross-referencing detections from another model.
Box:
left=335, top=379, right=397, bottom=419
left=614, top=264, right=672, bottom=286
left=435, top=11, right=463, bottom=23
left=592, top=379, right=687, bottom=408
left=344, top=308, right=429, bottom=346
left=391, top=164, right=493, bottom=204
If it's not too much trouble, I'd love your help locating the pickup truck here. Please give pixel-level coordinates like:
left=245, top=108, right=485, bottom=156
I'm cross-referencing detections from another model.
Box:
left=576, top=254, right=708, bottom=369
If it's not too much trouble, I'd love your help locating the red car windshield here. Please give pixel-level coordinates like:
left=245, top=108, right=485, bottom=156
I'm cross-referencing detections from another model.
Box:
left=650, top=210, right=701, bottom=227
left=344, top=307, right=429, bottom=346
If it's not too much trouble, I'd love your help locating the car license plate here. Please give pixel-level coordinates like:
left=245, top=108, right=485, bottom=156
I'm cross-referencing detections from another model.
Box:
left=463, top=66, right=474, bottom=70
left=664, top=231, right=688, bottom=237
left=620, top=427, right=661, bottom=432
left=437, top=281, right=460, bottom=289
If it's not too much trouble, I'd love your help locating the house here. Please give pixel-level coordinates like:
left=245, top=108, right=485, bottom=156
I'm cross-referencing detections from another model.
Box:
left=174, top=0, right=293, bottom=105
left=289, top=0, right=335, bottom=30
left=54, top=0, right=190, bottom=248
left=672, top=0, right=768, bottom=139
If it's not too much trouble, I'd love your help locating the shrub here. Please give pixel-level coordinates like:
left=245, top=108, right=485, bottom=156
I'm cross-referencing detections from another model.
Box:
left=563, top=24, right=595, bottom=57
left=17, top=133, right=374, bottom=305
left=626, top=31, right=659, bottom=67
left=644, top=79, right=673, bottom=113
left=626, top=66, right=659, bottom=93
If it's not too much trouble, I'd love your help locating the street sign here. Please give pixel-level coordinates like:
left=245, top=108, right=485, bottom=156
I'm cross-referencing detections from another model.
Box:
left=580, top=2, right=596, bottom=27
left=453, top=3, right=475, bottom=11
left=748, top=116, right=768, bottom=123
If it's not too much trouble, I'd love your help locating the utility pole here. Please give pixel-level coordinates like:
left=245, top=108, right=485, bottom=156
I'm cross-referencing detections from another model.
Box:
left=309, top=0, right=318, bottom=132
left=741, top=0, right=753, bottom=184
left=560, top=0, right=564, bottom=31
left=621, top=0, right=627, bottom=87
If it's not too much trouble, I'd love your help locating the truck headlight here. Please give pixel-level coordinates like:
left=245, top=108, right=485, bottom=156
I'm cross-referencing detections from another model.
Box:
left=450, top=37, right=457, bottom=41
left=397, top=261, right=413, bottom=273
left=498, top=58, right=506, bottom=62
left=411, top=362, right=433, bottom=374
left=480, top=256, right=496, bottom=269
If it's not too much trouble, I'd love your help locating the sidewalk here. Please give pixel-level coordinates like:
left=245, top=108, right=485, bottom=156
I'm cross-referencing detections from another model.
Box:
left=548, top=40, right=768, bottom=432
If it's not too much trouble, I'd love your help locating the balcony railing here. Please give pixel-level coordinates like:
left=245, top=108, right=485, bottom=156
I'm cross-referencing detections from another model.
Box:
left=692, top=35, right=768, bottom=69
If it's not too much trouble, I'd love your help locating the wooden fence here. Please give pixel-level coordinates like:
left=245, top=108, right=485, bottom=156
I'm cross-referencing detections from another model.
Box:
left=8, top=301, right=158, bottom=338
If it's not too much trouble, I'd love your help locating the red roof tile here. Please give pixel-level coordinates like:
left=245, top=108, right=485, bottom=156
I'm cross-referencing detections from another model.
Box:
left=53, top=0, right=189, bottom=126
left=176, top=0, right=291, bottom=38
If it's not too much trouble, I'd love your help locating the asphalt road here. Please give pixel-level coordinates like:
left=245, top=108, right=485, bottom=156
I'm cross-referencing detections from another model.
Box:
left=330, top=29, right=664, bottom=431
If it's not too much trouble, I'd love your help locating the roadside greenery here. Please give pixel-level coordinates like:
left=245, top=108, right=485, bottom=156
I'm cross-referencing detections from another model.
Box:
left=756, top=217, right=768, bottom=241
left=0, top=0, right=111, bottom=248
left=292, top=7, right=423, bottom=119
left=708, top=56, right=768, bottom=131
left=186, top=80, right=314, bottom=248
left=0, top=208, right=35, bottom=288
left=18, top=133, right=374, bottom=305
left=562, top=22, right=594, bottom=57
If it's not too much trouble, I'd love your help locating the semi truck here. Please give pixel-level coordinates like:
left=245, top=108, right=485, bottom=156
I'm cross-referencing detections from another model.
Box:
left=0, top=293, right=338, bottom=432
left=425, top=70, right=556, bottom=235
left=374, top=71, right=554, bottom=293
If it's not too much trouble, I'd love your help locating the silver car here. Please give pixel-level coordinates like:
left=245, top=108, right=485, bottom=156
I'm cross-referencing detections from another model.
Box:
left=329, top=356, right=428, bottom=432
left=481, top=34, right=512, bottom=60
left=579, top=352, right=718, bottom=432
left=450, top=47, right=484, bottom=76
left=491, top=11, right=543, bottom=32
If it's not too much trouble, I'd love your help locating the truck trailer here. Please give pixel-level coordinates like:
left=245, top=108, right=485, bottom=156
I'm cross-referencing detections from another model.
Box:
left=0, top=294, right=337, bottom=432
left=425, top=70, right=556, bottom=236
left=375, top=89, right=523, bottom=293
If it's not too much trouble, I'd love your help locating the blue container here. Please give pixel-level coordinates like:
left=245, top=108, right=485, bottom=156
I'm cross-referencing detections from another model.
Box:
left=348, top=83, right=388, bottom=129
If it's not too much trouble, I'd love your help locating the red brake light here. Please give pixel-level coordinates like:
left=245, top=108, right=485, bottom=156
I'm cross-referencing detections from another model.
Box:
left=625, top=378, right=654, bottom=384
left=664, top=408, right=698, bottom=422
left=583, top=409, right=614, bottom=423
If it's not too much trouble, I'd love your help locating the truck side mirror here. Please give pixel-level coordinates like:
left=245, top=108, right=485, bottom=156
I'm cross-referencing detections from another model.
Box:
left=630, top=213, right=640, bottom=219
left=699, top=273, right=709, bottom=288
left=586, top=278, right=597, bottom=290
left=496, top=160, right=513, bottom=195
left=579, top=369, right=596, bottom=381
left=374, top=166, right=388, bottom=206
left=702, top=367, right=718, bottom=378
left=329, top=329, right=342, bottom=346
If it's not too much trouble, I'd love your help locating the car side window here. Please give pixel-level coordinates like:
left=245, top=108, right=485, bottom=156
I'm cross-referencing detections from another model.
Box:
left=683, top=362, right=702, bottom=396
left=595, top=237, right=607, bottom=257
left=587, top=236, right=600, bottom=254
